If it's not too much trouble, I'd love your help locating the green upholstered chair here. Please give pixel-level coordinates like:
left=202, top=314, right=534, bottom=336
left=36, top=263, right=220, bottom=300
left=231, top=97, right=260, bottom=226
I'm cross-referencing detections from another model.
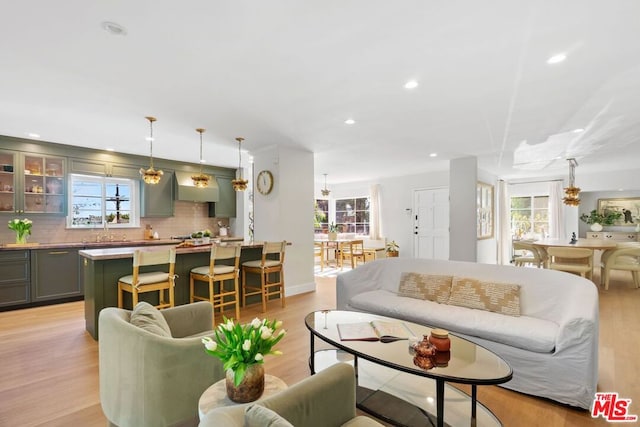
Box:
left=99, top=301, right=224, bottom=427
left=198, top=363, right=384, bottom=427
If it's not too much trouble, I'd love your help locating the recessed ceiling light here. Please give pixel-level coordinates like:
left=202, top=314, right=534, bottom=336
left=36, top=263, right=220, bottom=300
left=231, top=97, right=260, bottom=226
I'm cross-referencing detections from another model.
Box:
left=344, top=119, right=355, bottom=125
left=105, top=147, right=115, bottom=152
left=572, top=128, right=584, bottom=133
left=429, top=153, right=437, bottom=158
left=26, top=132, right=40, bottom=139
left=404, top=80, right=419, bottom=89
left=101, top=21, right=127, bottom=36
left=547, top=53, right=567, bottom=64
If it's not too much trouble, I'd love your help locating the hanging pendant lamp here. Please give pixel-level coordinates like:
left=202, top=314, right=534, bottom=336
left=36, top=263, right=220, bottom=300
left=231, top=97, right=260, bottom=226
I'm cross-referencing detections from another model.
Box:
left=139, top=116, right=164, bottom=184
left=232, top=137, right=248, bottom=191
left=562, top=158, right=580, bottom=206
left=321, top=173, right=331, bottom=196
left=191, top=128, right=211, bottom=188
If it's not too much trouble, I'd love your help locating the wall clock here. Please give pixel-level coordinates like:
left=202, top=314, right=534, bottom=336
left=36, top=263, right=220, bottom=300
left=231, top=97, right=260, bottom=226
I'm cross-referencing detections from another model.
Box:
left=256, top=170, right=274, bottom=195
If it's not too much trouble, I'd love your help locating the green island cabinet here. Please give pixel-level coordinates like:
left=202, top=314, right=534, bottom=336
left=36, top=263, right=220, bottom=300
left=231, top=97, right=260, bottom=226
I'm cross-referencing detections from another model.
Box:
left=0, top=250, right=30, bottom=307
left=30, top=249, right=81, bottom=302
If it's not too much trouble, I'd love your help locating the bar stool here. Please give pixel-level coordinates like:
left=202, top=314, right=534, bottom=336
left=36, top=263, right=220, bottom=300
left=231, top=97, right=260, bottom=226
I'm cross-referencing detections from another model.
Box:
left=242, top=241, right=286, bottom=312
left=190, top=244, right=241, bottom=322
left=117, top=248, right=177, bottom=309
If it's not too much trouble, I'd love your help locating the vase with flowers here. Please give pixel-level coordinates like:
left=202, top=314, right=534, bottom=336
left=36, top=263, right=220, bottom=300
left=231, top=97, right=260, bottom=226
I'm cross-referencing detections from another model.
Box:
left=202, top=317, right=285, bottom=403
left=579, top=210, right=622, bottom=231
left=8, top=218, right=32, bottom=244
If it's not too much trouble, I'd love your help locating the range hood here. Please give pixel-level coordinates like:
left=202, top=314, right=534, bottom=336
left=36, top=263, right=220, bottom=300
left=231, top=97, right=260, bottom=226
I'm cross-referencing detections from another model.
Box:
left=174, top=171, right=219, bottom=202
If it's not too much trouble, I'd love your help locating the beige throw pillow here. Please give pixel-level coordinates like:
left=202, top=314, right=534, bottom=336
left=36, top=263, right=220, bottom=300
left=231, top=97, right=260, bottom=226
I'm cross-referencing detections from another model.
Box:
left=398, top=273, right=453, bottom=304
left=447, top=277, right=521, bottom=316
left=130, top=301, right=172, bottom=337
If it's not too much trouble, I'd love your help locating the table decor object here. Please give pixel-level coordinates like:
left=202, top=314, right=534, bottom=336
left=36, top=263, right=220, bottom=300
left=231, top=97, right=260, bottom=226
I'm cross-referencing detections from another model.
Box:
left=8, top=218, right=32, bottom=244
left=202, top=317, right=286, bottom=403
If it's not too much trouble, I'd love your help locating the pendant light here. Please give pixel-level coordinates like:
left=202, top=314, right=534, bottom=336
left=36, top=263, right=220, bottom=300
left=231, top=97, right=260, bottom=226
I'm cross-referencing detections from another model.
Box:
left=563, top=158, right=580, bottom=206
left=139, top=116, right=164, bottom=184
left=231, top=137, right=248, bottom=191
left=191, top=128, right=211, bottom=188
left=321, top=173, right=331, bottom=196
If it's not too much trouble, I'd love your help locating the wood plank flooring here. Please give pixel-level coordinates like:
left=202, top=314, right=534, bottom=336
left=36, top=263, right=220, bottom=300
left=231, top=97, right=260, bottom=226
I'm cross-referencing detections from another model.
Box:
left=0, top=270, right=638, bottom=427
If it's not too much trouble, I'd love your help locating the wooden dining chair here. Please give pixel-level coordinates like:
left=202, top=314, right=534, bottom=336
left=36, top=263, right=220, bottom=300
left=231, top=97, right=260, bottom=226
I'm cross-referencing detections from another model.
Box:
left=339, top=239, right=365, bottom=270
left=117, top=248, right=177, bottom=309
left=547, top=247, right=593, bottom=280
left=513, top=240, right=544, bottom=268
left=314, top=241, right=325, bottom=271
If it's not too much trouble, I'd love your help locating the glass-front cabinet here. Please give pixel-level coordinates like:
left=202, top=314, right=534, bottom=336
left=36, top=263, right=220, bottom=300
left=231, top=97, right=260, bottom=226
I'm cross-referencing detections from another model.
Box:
left=0, top=150, right=66, bottom=215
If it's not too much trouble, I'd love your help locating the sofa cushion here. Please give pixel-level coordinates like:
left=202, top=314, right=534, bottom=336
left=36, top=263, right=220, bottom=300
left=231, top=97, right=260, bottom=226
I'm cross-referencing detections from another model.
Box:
left=397, top=273, right=452, bottom=304
left=129, top=301, right=172, bottom=337
left=245, top=404, right=294, bottom=427
left=348, top=290, right=557, bottom=353
left=447, top=277, right=521, bottom=316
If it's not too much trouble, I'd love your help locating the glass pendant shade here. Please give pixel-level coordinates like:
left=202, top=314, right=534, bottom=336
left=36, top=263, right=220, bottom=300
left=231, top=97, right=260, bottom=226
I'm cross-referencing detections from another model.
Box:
left=191, top=128, right=211, bottom=188
left=140, top=116, right=164, bottom=184
left=232, top=137, right=248, bottom=191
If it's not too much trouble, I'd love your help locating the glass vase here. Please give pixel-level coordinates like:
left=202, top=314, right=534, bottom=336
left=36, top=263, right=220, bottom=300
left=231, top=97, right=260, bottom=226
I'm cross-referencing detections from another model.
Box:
left=225, top=364, right=265, bottom=403
left=15, top=232, right=28, bottom=245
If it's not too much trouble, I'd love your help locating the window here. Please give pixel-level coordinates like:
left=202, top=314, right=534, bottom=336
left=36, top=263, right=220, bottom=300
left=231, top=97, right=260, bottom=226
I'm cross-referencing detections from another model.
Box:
left=314, top=199, right=328, bottom=232
left=510, top=196, right=549, bottom=239
left=68, top=174, right=139, bottom=228
left=335, top=196, right=370, bottom=234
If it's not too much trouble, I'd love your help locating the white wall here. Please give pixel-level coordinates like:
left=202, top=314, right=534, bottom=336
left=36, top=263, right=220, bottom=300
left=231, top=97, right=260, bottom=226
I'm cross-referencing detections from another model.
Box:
left=252, top=145, right=315, bottom=296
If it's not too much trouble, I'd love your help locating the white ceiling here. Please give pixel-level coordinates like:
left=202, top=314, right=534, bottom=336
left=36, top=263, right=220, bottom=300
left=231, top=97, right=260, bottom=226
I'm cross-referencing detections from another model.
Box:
left=1, top=1, right=639, bottom=185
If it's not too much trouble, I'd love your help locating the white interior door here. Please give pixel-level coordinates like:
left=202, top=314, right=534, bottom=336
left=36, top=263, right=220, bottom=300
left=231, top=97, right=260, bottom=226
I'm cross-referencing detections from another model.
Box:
left=414, top=188, right=449, bottom=259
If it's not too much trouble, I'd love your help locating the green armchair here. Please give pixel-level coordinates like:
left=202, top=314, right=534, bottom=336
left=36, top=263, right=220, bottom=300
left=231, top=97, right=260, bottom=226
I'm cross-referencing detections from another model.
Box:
left=199, top=363, right=384, bottom=427
left=99, top=301, right=224, bottom=427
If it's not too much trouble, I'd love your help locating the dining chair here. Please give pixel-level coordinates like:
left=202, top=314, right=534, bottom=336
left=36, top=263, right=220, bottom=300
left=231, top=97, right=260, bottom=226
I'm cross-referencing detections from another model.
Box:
left=241, top=241, right=287, bottom=312
left=117, top=248, right=177, bottom=309
left=600, top=243, right=640, bottom=290
left=314, top=241, right=325, bottom=271
left=546, top=247, right=593, bottom=280
left=339, top=239, right=365, bottom=270
left=190, top=244, right=242, bottom=323
left=512, top=240, right=545, bottom=268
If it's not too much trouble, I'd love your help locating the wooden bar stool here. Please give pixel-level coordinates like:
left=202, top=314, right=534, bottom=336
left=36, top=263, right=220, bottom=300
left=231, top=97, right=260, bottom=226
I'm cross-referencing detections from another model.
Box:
left=117, top=248, right=177, bottom=309
left=242, top=241, right=286, bottom=312
left=190, top=244, right=241, bottom=323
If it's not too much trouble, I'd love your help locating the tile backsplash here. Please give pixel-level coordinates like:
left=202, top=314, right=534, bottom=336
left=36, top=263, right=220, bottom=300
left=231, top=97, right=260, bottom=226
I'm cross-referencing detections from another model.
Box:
left=0, top=201, right=230, bottom=244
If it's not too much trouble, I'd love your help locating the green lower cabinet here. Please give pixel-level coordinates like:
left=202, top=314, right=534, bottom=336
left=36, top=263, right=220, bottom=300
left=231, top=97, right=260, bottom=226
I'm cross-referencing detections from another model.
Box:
left=30, top=249, right=81, bottom=302
left=0, top=250, right=30, bottom=307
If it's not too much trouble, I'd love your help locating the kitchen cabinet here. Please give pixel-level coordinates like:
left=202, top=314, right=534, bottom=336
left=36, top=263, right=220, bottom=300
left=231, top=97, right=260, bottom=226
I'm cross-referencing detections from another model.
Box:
left=141, top=170, right=174, bottom=217
left=0, top=250, right=30, bottom=307
left=0, top=151, right=65, bottom=215
left=30, top=249, right=81, bottom=302
left=69, top=157, right=141, bottom=179
left=214, top=176, right=237, bottom=218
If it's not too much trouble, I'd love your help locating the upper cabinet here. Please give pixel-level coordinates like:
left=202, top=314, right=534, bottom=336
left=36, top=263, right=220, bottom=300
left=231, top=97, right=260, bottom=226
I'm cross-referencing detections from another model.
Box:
left=0, top=150, right=66, bottom=215
left=215, top=176, right=237, bottom=218
left=69, top=157, right=141, bottom=179
left=141, top=170, right=175, bottom=217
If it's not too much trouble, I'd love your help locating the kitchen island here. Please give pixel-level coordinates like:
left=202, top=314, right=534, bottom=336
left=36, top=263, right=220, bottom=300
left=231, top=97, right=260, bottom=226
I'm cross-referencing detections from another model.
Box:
left=79, top=240, right=274, bottom=339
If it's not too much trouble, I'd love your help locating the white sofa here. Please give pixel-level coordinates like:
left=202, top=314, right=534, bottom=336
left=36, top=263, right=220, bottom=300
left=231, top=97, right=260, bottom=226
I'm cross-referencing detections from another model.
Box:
left=336, top=257, right=599, bottom=409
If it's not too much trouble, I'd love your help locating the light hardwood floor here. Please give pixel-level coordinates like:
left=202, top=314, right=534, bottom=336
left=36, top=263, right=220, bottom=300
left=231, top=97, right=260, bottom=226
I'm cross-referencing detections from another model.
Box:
left=0, top=269, right=638, bottom=427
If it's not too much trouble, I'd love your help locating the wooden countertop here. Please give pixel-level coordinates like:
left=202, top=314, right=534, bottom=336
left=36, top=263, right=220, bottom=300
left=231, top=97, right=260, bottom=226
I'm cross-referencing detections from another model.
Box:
left=78, top=240, right=265, bottom=260
left=0, top=237, right=244, bottom=251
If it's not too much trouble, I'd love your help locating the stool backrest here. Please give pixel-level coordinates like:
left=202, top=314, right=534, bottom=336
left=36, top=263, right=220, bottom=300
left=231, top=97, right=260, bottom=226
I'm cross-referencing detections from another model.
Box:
left=133, top=248, right=176, bottom=268
left=261, top=241, right=286, bottom=265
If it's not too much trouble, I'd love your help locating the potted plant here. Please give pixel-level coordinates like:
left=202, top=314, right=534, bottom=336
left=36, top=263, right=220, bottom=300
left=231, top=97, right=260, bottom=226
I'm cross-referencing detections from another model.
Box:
left=386, top=240, right=399, bottom=257
left=328, top=222, right=340, bottom=241
left=579, top=210, right=622, bottom=231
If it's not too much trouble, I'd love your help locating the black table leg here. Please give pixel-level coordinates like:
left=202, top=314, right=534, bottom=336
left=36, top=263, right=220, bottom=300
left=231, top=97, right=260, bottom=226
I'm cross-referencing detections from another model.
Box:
left=471, top=385, right=477, bottom=427
left=309, top=331, right=315, bottom=374
left=436, top=379, right=444, bottom=427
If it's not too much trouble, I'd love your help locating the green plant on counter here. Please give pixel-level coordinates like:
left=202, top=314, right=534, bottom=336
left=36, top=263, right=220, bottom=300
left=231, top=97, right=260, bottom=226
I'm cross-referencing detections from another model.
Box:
left=579, top=210, right=622, bottom=225
left=328, top=222, right=340, bottom=233
left=385, top=240, right=399, bottom=253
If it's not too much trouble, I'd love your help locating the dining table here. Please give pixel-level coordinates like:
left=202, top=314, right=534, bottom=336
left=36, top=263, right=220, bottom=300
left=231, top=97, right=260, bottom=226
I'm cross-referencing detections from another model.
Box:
left=532, top=238, right=618, bottom=277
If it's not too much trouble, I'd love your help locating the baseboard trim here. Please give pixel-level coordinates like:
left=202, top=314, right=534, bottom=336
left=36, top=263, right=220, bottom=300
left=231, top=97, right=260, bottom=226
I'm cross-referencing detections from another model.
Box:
left=285, top=281, right=316, bottom=297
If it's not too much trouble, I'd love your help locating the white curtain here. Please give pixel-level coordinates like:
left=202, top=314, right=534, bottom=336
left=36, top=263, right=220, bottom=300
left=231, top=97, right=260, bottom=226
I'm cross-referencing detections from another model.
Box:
left=369, top=184, right=382, bottom=240
left=497, top=180, right=512, bottom=265
left=548, top=180, right=565, bottom=239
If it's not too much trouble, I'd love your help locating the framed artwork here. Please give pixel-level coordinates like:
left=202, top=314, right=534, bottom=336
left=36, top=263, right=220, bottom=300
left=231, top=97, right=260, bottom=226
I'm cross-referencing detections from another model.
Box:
left=597, top=198, right=640, bottom=226
left=477, top=182, right=494, bottom=239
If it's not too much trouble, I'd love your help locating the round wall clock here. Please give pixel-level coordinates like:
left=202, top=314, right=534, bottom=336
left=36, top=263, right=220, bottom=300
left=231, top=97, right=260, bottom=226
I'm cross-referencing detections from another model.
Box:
left=256, top=170, right=274, bottom=195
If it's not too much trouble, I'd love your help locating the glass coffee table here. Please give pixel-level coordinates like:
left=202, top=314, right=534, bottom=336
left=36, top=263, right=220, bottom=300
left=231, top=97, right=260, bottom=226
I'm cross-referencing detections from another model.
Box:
left=305, top=310, right=512, bottom=427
